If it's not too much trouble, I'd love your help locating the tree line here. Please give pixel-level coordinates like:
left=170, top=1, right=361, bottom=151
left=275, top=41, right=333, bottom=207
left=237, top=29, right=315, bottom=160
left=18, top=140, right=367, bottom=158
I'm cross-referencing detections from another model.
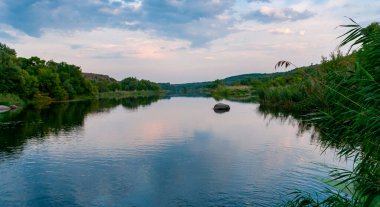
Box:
left=0, top=43, right=160, bottom=101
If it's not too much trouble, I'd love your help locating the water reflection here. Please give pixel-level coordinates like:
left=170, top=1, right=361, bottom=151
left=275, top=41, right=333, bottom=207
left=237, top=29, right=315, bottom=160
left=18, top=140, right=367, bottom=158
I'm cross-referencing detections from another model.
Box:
left=257, top=104, right=339, bottom=151
left=0, top=97, right=348, bottom=207
left=0, top=96, right=160, bottom=156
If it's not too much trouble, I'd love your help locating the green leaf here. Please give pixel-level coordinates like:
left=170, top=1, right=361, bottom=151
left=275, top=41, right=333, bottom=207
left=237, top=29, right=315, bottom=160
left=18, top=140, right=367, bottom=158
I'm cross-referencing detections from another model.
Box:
left=369, top=196, right=380, bottom=207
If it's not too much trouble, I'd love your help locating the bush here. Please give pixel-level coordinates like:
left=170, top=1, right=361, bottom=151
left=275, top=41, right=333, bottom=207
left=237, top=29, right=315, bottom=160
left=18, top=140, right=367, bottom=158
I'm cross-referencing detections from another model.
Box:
left=0, top=93, right=24, bottom=106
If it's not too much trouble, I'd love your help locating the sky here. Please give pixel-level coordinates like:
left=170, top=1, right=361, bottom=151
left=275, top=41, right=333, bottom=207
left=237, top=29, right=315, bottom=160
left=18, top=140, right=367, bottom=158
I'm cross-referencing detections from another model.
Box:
left=0, top=0, right=379, bottom=83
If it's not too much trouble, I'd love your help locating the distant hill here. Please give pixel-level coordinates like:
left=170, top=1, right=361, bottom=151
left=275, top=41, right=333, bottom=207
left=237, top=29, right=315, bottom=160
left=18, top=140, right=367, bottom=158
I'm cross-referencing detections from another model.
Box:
left=159, top=81, right=211, bottom=93
left=161, top=72, right=285, bottom=91
left=82, top=73, right=118, bottom=82
left=222, top=72, right=287, bottom=84
left=161, top=65, right=318, bottom=93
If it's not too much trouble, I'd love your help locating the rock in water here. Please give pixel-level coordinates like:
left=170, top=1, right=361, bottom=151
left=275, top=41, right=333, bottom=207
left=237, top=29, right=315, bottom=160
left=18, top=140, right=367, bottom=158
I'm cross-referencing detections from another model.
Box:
left=0, top=105, right=11, bottom=113
left=213, top=103, right=230, bottom=113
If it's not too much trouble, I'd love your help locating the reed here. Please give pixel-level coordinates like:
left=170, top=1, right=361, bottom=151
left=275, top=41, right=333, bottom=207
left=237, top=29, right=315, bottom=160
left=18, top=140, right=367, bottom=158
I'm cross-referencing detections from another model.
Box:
left=261, top=19, right=380, bottom=206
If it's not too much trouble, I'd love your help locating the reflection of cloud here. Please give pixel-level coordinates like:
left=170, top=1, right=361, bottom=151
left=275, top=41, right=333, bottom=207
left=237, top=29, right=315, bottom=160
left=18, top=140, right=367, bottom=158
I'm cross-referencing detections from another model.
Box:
left=11, top=97, right=349, bottom=206
left=54, top=97, right=317, bottom=180
left=136, top=121, right=167, bottom=144
left=79, top=97, right=328, bottom=164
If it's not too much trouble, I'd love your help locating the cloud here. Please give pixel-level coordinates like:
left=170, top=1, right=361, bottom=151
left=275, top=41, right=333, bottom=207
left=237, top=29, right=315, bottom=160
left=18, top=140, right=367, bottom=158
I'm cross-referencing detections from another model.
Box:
left=0, top=24, right=24, bottom=41
left=0, top=31, right=14, bottom=40
left=69, top=44, right=86, bottom=50
left=0, top=0, right=119, bottom=36
left=91, top=52, right=126, bottom=60
left=1, top=0, right=379, bottom=84
left=247, top=0, right=271, bottom=2
left=269, top=28, right=306, bottom=36
left=0, top=1, right=318, bottom=47
left=269, top=28, right=294, bottom=35
left=134, top=0, right=237, bottom=46
left=247, top=6, right=315, bottom=23
left=0, top=0, right=241, bottom=47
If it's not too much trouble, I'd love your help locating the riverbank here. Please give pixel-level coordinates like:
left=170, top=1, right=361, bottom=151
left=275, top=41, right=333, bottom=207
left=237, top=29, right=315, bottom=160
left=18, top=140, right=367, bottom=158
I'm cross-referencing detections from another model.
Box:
left=0, top=90, right=164, bottom=110
left=210, top=85, right=258, bottom=102
left=98, top=90, right=164, bottom=99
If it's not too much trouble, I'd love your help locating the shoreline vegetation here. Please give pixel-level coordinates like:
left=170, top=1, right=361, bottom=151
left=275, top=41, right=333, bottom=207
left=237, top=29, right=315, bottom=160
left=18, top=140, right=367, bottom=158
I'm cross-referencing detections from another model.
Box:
left=0, top=90, right=162, bottom=111
left=216, top=21, right=379, bottom=206
left=279, top=21, right=380, bottom=206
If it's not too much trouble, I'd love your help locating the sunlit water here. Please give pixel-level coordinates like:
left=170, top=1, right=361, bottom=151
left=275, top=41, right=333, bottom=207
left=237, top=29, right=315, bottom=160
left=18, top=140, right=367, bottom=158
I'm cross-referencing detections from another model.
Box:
left=0, top=97, right=349, bottom=207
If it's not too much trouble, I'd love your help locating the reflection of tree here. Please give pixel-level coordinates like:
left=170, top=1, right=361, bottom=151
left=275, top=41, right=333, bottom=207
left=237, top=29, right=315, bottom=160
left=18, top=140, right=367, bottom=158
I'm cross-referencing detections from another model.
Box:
left=120, top=96, right=160, bottom=110
left=257, top=104, right=337, bottom=152
left=0, top=96, right=160, bottom=156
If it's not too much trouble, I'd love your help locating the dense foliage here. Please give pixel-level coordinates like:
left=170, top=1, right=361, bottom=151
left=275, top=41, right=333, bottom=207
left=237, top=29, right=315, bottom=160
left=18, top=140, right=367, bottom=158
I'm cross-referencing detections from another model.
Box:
left=0, top=44, right=161, bottom=103
left=120, top=77, right=160, bottom=91
left=0, top=44, right=98, bottom=100
left=83, top=73, right=120, bottom=93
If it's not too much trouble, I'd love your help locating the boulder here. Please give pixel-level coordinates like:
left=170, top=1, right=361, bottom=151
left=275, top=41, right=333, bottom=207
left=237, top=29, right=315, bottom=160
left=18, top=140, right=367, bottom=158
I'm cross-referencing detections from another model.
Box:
left=213, top=103, right=230, bottom=112
left=0, top=105, right=11, bottom=113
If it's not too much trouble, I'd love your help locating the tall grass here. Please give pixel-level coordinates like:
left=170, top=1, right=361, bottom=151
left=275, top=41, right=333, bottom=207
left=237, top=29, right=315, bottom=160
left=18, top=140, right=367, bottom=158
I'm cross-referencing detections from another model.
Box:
left=259, top=20, right=380, bottom=206
left=306, top=20, right=380, bottom=206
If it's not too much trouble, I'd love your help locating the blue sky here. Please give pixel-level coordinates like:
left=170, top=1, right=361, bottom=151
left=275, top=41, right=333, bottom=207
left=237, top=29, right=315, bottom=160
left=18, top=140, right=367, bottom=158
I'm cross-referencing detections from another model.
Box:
left=0, top=0, right=379, bottom=83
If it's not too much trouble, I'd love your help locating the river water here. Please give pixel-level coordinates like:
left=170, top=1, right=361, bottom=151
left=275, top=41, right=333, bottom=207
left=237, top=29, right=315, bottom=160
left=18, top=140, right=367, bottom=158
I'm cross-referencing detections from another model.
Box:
left=0, top=97, right=348, bottom=206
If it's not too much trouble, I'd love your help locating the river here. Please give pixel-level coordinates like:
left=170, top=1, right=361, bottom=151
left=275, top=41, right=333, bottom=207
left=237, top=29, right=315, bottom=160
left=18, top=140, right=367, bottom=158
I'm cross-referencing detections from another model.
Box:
left=0, top=97, right=349, bottom=206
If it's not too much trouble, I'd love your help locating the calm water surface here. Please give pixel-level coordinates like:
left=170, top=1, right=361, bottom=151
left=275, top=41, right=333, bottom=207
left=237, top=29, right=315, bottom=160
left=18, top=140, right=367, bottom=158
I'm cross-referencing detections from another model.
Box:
left=0, top=97, right=348, bottom=206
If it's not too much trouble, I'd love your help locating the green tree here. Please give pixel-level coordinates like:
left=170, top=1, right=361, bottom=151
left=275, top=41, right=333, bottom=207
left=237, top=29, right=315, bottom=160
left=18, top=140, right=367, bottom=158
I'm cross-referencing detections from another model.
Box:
left=38, top=68, right=67, bottom=100
left=0, top=44, right=26, bottom=95
left=120, top=77, right=139, bottom=91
